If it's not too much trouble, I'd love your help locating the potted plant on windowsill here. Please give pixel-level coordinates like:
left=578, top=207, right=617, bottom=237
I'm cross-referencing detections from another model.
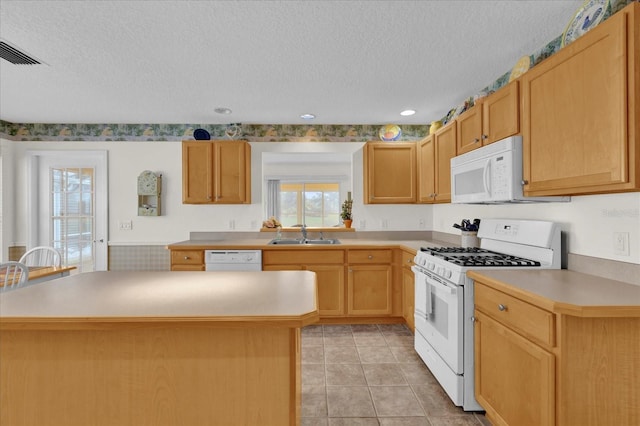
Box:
left=340, top=198, right=353, bottom=228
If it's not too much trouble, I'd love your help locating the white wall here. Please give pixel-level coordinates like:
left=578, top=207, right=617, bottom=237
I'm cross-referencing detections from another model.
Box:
left=4, top=139, right=639, bottom=265
left=433, top=193, right=640, bottom=264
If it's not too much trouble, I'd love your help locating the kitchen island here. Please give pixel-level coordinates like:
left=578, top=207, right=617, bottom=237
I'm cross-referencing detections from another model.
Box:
left=0, top=270, right=319, bottom=426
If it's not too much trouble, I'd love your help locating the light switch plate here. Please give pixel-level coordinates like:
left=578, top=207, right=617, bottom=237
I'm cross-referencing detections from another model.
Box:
left=613, top=232, right=630, bottom=256
left=119, top=220, right=132, bottom=231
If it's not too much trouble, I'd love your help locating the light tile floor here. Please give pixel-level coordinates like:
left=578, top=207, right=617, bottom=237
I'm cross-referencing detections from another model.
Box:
left=301, top=324, right=491, bottom=426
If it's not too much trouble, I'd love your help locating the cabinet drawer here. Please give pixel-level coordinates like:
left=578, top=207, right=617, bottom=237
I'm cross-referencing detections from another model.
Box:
left=348, top=249, right=393, bottom=264
left=171, top=264, right=205, bottom=271
left=401, top=250, right=415, bottom=269
left=475, top=283, right=555, bottom=347
left=171, top=250, right=204, bottom=265
left=263, top=250, right=344, bottom=265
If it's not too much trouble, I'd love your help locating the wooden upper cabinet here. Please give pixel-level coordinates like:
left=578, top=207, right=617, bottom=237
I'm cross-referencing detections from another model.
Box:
left=363, top=142, right=417, bottom=204
left=182, top=141, right=251, bottom=204
left=482, top=80, right=520, bottom=144
left=457, top=81, right=520, bottom=155
left=521, top=3, right=640, bottom=196
left=417, top=135, right=436, bottom=203
left=456, top=105, right=483, bottom=154
left=433, top=122, right=457, bottom=203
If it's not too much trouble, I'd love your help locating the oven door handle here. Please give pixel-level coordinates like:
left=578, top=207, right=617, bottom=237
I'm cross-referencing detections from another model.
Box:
left=425, top=275, right=455, bottom=294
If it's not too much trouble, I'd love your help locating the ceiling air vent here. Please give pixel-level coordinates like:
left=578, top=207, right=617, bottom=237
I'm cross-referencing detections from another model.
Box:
left=0, top=41, right=41, bottom=65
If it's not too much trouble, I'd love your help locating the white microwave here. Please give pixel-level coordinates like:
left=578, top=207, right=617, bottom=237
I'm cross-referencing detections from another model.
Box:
left=450, top=136, right=570, bottom=204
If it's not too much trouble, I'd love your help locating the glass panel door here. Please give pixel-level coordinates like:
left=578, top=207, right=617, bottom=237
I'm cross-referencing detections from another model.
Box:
left=50, top=167, right=95, bottom=272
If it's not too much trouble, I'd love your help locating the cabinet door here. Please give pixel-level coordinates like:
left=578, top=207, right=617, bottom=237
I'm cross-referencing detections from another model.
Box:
left=456, top=106, right=482, bottom=154
left=417, top=136, right=436, bottom=203
left=434, top=123, right=457, bottom=203
left=482, top=80, right=519, bottom=145
left=364, top=142, right=417, bottom=204
left=347, top=265, right=392, bottom=315
left=265, top=264, right=345, bottom=316
left=475, top=311, right=555, bottom=426
left=182, top=142, right=213, bottom=203
left=521, top=11, right=630, bottom=195
left=307, top=264, right=345, bottom=316
left=214, top=141, right=251, bottom=204
left=402, top=267, right=415, bottom=332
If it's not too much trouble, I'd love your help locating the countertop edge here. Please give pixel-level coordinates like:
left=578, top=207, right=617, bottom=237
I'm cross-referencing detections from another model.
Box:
left=467, top=270, right=640, bottom=318
left=0, top=311, right=320, bottom=330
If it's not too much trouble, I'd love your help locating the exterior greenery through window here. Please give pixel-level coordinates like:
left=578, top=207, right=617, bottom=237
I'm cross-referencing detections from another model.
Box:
left=280, top=183, right=340, bottom=227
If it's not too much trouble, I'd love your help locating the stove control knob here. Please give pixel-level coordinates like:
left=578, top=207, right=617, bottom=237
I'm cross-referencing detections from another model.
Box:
left=436, top=267, right=444, bottom=276
left=445, top=270, right=452, bottom=279
left=428, top=262, right=435, bottom=271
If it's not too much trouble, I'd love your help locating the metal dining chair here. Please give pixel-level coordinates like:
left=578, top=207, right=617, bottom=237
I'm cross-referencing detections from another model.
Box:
left=1, top=261, right=29, bottom=290
left=19, top=246, right=62, bottom=267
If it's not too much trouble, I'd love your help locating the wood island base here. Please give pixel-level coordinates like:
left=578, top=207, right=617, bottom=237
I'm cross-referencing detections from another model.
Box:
left=2, top=324, right=302, bottom=426
left=0, top=271, right=319, bottom=426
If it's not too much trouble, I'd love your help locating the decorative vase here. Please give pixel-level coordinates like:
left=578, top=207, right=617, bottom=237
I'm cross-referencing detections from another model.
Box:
left=343, top=219, right=352, bottom=229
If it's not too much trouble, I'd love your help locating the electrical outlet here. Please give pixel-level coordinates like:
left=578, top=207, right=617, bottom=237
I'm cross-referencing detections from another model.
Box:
left=419, top=218, right=426, bottom=229
left=613, top=232, right=630, bottom=256
left=119, top=220, right=132, bottom=231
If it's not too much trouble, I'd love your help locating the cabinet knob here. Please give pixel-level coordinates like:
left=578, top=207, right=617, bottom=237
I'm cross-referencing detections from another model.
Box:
left=474, top=138, right=480, bottom=143
left=482, top=134, right=488, bottom=140
left=184, top=256, right=190, bottom=260
left=521, top=180, right=529, bottom=186
left=368, top=255, right=373, bottom=259
left=498, top=304, right=508, bottom=312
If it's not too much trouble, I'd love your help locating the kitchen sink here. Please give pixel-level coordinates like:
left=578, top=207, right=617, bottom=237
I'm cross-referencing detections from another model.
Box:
left=303, top=239, right=340, bottom=245
left=268, top=238, right=340, bottom=245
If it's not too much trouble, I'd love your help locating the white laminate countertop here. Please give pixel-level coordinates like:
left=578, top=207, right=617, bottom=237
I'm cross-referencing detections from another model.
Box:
left=467, top=269, right=640, bottom=317
left=0, top=271, right=319, bottom=326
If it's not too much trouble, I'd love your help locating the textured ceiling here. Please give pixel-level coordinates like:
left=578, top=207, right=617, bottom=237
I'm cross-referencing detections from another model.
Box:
left=0, top=0, right=583, bottom=125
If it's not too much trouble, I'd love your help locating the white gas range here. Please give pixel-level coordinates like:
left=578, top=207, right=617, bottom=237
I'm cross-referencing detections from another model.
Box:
left=412, top=218, right=562, bottom=411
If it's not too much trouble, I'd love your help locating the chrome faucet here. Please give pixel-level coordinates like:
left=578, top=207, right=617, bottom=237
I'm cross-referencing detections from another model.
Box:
left=301, top=224, right=308, bottom=240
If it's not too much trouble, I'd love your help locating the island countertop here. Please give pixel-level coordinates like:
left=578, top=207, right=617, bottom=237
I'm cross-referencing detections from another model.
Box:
left=0, top=270, right=319, bottom=328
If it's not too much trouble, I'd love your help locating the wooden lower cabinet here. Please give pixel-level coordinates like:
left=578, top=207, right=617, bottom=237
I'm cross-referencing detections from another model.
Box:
left=264, top=263, right=345, bottom=316
left=347, top=265, right=393, bottom=315
left=347, top=249, right=393, bottom=316
left=401, top=250, right=415, bottom=331
left=474, top=278, right=640, bottom=426
left=263, top=250, right=346, bottom=317
left=474, top=310, right=555, bottom=426
left=170, top=249, right=204, bottom=271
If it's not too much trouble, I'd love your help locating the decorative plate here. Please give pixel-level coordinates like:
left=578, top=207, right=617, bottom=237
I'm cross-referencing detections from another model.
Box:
left=379, top=124, right=402, bottom=141
left=193, top=128, right=211, bottom=140
left=562, top=0, right=610, bottom=47
left=509, top=55, right=531, bottom=82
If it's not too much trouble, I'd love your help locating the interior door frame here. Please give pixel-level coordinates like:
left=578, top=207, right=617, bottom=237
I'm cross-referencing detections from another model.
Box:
left=26, top=150, right=108, bottom=271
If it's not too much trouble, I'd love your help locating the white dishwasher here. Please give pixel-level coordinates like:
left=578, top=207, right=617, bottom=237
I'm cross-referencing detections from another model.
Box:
left=204, top=250, right=262, bottom=271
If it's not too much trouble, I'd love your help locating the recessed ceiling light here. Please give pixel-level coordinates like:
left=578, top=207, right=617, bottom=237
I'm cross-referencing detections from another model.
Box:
left=214, top=107, right=232, bottom=115
left=400, top=109, right=416, bottom=116
left=300, top=113, right=316, bottom=120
